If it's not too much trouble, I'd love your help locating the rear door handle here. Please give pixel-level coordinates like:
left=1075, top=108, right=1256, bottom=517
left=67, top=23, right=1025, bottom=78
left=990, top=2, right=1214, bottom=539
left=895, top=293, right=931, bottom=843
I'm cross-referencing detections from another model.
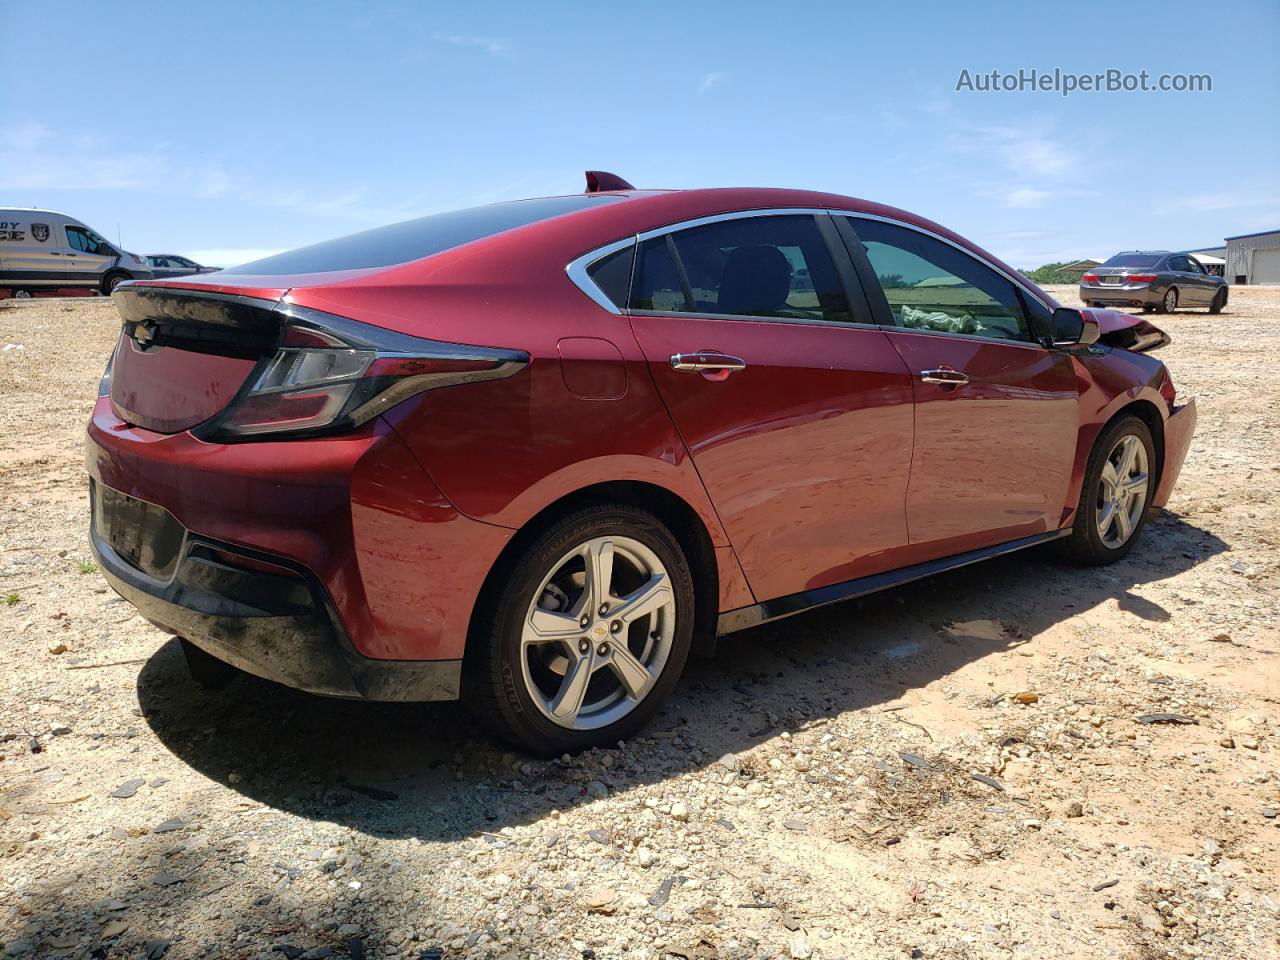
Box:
left=920, top=368, right=969, bottom=385
left=670, top=351, right=747, bottom=373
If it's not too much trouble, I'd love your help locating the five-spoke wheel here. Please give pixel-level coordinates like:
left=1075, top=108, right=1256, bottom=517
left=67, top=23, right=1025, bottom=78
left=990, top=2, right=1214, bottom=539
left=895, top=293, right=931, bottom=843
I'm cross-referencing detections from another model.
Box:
left=1063, top=415, right=1156, bottom=565
left=465, top=504, right=694, bottom=754
left=521, top=535, right=676, bottom=730
left=1095, top=434, right=1150, bottom=550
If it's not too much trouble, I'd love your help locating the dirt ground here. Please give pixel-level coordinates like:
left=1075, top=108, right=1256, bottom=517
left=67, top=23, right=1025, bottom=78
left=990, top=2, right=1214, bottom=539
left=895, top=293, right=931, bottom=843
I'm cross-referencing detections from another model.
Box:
left=1, top=285, right=1277, bottom=960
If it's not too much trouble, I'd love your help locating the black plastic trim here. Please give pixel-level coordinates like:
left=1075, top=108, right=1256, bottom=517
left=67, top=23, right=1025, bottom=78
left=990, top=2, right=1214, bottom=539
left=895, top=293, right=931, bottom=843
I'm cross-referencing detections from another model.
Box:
left=717, top=529, right=1070, bottom=635
left=90, top=487, right=461, bottom=702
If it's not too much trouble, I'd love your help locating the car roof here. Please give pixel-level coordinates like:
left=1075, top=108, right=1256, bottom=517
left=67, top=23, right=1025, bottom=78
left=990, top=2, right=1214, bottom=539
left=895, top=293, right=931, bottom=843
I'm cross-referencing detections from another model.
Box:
left=141, top=184, right=1045, bottom=309
left=0, top=207, right=75, bottom=217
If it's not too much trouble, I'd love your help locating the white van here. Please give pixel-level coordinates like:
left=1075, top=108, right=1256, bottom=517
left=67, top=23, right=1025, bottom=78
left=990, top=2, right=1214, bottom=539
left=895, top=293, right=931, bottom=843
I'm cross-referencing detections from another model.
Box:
left=0, top=208, right=154, bottom=296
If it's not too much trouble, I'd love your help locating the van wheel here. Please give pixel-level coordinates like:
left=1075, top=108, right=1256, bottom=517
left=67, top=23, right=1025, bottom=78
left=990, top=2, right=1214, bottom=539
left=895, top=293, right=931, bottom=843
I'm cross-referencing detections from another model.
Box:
left=1209, top=289, right=1225, bottom=314
left=101, top=272, right=129, bottom=295
left=464, top=503, right=695, bottom=755
left=1060, top=416, right=1155, bottom=566
left=10, top=289, right=32, bottom=299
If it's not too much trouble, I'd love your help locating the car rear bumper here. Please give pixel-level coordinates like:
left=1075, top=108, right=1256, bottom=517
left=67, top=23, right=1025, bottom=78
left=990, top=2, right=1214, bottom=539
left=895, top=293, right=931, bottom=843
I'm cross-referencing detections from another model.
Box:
left=1153, top=399, right=1196, bottom=508
left=90, top=502, right=460, bottom=700
left=1079, top=283, right=1161, bottom=306
left=84, top=398, right=514, bottom=697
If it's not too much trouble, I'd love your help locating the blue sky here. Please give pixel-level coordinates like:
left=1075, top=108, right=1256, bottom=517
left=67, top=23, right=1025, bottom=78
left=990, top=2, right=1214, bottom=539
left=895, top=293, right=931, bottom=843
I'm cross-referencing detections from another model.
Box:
left=2, top=1, right=1277, bottom=269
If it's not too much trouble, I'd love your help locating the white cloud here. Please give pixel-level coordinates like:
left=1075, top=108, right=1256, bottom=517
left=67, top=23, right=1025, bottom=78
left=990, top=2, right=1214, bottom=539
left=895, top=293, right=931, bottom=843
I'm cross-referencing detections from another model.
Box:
left=698, top=71, right=727, bottom=95
left=1000, top=136, right=1073, bottom=177
left=435, top=34, right=510, bottom=56
left=1003, top=187, right=1051, bottom=208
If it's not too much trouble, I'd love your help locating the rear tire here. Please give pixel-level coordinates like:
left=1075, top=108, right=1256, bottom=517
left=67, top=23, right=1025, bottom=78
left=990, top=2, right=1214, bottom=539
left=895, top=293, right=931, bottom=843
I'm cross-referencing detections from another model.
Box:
left=179, top=637, right=240, bottom=690
left=463, top=504, right=695, bottom=755
left=1209, top=289, right=1225, bottom=314
left=1060, top=416, right=1156, bottom=566
left=1157, top=287, right=1178, bottom=314
left=10, top=289, right=32, bottom=299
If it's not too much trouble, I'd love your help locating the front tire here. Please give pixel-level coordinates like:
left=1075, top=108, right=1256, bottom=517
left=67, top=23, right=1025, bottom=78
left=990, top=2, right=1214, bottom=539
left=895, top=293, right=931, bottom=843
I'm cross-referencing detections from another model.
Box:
left=1209, top=289, right=1225, bottom=314
left=1061, top=416, right=1156, bottom=565
left=464, top=504, right=696, bottom=755
left=101, top=272, right=129, bottom=295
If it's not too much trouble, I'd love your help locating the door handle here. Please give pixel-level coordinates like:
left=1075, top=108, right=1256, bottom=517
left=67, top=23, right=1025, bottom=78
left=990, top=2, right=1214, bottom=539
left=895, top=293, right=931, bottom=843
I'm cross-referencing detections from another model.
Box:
left=920, top=368, right=969, bottom=385
left=670, top=351, right=747, bottom=373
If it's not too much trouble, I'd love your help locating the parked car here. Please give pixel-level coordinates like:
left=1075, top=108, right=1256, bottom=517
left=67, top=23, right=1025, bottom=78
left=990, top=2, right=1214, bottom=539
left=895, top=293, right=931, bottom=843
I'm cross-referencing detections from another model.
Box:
left=85, top=173, right=1196, bottom=754
left=1080, top=251, right=1227, bottom=314
left=0, top=208, right=153, bottom=296
left=144, top=254, right=220, bottom=279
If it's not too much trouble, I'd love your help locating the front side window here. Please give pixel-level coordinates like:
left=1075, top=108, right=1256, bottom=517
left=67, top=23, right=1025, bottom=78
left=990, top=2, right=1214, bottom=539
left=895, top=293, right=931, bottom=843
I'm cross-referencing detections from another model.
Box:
left=849, top=218, right=1031, bottom=342
left=66, top=225, right=111, bottom=256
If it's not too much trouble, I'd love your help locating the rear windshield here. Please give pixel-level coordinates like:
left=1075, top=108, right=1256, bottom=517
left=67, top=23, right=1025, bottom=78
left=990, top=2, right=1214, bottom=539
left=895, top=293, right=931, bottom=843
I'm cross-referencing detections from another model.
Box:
left=1101, top=254, right=1163, bottom=268
left=228, top=195, right=620, bottom=275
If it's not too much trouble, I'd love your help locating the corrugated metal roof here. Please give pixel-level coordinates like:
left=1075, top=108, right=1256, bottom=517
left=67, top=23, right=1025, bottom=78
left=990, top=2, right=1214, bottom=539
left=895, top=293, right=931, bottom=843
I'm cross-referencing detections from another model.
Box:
left=1224, top=228, right=1280, bottom=241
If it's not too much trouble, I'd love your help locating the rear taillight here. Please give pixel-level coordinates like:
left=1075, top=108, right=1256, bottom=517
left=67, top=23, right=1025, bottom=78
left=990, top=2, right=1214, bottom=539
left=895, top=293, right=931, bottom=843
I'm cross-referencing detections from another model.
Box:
left=196, top=304, right=528, bottom=441
left=1127, top=274, right=1157, bottom=284
left=98, top=342, right=117, bottom=397
left=1081, top=273, right=1098, bottom=284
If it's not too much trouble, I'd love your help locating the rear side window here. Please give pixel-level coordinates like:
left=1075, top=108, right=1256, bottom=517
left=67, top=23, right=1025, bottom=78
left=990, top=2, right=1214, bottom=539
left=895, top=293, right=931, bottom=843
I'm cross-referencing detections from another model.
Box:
left=631, top=215, right=850, bottom=323
left=229, top=195, right=621, bottom=275
left=586, top=246, right=634, bottom=309
left=630, top=237, right=689, bottom=312
left=850, top=218, right=1031, bottom=342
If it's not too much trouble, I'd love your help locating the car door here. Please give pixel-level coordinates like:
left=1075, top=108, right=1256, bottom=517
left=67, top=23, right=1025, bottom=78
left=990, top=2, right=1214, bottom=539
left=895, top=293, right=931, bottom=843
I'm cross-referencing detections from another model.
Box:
left=623, top=212, right=917, bottom=602
left=63, top=223, right=116, bottom=284
left=838, top=216, right=1079, bottom=562
left=149, top=257, right=179, bottom=278
left=1182, top=256, right=1216, bottom=304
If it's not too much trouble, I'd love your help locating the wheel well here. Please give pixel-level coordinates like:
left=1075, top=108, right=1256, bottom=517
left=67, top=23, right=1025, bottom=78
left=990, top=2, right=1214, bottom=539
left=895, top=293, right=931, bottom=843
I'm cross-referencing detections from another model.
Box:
left=1109, top=398, right=1165, bottom=488
left=467, top=481, right=721, bottom=659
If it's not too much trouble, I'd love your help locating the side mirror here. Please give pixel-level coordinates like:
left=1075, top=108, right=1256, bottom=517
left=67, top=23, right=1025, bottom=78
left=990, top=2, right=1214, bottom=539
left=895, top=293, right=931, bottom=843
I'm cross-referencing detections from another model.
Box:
left=1052, top=307, right=1100, bottom=348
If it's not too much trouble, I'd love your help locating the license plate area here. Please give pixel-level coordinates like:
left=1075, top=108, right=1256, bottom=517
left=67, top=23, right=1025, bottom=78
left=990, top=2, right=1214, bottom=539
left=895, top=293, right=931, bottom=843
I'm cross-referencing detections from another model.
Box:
left=1100, top=276, right=1121, bottom=285
left=92, top=481, right=187, bottom=580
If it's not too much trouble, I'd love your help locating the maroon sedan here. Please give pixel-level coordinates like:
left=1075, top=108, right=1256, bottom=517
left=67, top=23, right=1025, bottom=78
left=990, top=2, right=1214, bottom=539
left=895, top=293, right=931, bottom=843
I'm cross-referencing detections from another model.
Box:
left=86, top=173, right=1196, bottom=754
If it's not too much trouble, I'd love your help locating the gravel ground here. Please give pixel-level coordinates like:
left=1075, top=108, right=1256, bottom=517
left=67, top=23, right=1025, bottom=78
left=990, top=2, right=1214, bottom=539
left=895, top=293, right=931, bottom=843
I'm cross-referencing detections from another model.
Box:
left=1, top=286, right=1278, bottom=960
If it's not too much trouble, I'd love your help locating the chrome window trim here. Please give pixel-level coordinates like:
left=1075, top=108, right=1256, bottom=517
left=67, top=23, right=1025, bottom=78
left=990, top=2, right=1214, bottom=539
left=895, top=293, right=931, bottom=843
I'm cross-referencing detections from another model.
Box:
left=879, top=325, right=1048, bottom=352
left=565, top=235, right=637, bottom=315
left=627, top=308, right=884, bottom=333
left=563, top=206, right=1056, bottom=321
left=832, top=210, right=1055, bottom=314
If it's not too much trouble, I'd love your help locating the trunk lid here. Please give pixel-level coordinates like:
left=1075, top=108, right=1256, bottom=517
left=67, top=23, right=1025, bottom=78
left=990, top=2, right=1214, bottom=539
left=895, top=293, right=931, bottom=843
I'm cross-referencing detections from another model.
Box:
left=108, top=285, right=286, bottom=434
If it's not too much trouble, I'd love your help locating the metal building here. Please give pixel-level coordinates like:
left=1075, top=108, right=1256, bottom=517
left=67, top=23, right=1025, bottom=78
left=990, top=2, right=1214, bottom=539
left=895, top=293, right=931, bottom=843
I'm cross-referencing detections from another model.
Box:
left=1225, top=229, right=1280, bottom=285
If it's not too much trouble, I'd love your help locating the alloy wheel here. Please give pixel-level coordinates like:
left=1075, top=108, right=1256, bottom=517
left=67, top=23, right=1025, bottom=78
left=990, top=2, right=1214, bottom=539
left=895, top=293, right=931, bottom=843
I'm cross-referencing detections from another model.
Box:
left=1164, top=289, right=1177, bottom=313
left=520, top=535, right=676, bottom=730
left=1096, top=434, right=1150, bottom=549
